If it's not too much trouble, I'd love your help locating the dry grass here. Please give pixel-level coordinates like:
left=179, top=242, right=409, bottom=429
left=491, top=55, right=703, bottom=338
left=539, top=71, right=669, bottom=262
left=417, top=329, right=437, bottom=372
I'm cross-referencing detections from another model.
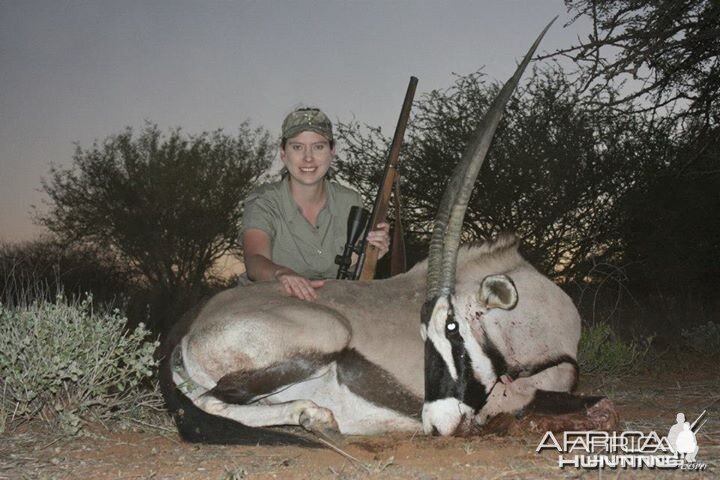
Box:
left=2, top=364, right=718, bottom=480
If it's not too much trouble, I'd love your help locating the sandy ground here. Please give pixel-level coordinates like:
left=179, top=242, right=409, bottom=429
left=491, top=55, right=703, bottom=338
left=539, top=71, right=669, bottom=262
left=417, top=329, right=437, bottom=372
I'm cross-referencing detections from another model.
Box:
left=2, top=369, right=718, bottom=480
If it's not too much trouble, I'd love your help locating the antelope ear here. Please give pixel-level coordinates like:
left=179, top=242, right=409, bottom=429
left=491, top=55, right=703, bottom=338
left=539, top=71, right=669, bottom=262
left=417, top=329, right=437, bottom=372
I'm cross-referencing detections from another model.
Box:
left=479, top=274, right=518, bottom=310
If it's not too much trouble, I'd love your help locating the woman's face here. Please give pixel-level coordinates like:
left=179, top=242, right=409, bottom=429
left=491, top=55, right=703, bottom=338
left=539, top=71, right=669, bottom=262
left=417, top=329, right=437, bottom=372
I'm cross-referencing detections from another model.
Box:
left=280, top=131, right=334, bottom=187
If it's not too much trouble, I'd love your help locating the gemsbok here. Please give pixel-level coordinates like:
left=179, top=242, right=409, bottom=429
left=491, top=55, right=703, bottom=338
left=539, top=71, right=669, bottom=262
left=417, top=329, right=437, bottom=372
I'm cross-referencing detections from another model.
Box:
left=160, top=19, right=617, bottom=445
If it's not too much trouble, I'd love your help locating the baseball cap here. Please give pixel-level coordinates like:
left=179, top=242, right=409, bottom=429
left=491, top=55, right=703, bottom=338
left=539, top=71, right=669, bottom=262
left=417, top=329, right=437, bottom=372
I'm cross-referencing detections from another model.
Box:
left=281, top=107, right=333, bottom=142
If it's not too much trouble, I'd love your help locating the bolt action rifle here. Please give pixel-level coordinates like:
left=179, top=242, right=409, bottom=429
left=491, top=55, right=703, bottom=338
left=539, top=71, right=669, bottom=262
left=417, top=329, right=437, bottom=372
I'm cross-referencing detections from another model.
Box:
left=335, top=76, right=418, bottom=280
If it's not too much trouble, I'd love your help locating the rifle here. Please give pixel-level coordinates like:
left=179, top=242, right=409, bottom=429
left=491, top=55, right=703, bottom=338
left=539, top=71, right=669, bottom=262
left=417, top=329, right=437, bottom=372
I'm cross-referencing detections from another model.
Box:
left=334, top=76, right=417, bottom=280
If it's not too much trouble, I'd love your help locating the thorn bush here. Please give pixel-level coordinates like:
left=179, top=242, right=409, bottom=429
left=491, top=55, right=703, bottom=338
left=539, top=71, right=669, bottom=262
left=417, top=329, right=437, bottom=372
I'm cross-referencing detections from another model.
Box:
left=0, top=294, right=162, bottom=434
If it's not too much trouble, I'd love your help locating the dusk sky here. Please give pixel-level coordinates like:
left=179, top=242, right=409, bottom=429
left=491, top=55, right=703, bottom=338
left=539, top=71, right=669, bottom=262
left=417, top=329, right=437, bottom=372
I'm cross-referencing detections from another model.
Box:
left=0, top=1, right=590, bottom=242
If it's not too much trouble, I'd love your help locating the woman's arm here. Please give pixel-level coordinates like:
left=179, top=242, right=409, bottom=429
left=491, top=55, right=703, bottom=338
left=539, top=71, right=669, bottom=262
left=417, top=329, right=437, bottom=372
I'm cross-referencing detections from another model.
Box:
left=243, top=228, right=283, bottom=282
left=243, top=228, right=324, bottom=300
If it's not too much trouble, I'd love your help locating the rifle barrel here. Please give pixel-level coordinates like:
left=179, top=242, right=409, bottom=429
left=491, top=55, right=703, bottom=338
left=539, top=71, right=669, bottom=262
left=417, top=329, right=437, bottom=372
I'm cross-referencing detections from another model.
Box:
left=355, top=76, right=418, bottom=280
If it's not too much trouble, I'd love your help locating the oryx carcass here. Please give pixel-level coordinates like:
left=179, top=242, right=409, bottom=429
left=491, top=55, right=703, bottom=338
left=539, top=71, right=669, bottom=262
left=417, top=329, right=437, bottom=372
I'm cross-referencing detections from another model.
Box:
left=160, top=21, right=615, bottom=444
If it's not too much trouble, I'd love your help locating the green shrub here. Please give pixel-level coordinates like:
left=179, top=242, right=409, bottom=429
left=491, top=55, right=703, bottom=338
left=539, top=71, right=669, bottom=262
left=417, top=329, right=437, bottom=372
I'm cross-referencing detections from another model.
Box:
left=681, top=321, right=720, bottom=355
left=578, top=322, right=651, bottom=376
left=0, top=294, right=162, bottom=434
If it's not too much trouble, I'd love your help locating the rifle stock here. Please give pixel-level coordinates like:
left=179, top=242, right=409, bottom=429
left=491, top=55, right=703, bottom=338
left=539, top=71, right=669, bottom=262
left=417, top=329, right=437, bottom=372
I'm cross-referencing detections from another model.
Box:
left=355, top=76, right=418, bottom=280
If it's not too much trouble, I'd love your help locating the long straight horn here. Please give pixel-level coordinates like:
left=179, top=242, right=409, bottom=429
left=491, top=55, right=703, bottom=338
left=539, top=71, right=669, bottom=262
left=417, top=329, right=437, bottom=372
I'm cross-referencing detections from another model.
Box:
left=425, top=18, right=557, bottom=301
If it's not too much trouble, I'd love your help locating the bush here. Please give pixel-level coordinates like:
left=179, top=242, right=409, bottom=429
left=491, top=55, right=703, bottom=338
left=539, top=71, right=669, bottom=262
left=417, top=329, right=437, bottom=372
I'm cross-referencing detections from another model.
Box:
left=578, top=322, right=651, bottom=376
left=0, top=238, right=132, bottom=309
left=681, top=321, right=720, bottom=356
left=0, top=294, right=162, bottom=434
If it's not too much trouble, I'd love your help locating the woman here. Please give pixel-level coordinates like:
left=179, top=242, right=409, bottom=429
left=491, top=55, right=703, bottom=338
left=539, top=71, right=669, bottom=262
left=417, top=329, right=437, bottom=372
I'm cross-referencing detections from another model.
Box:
left=241, top=107, right=390, bottom=301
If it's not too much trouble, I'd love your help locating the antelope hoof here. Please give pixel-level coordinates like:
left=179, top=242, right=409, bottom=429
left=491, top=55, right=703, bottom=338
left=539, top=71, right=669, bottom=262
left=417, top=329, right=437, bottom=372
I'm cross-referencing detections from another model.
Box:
left=299, top=406, right=342, bottom=444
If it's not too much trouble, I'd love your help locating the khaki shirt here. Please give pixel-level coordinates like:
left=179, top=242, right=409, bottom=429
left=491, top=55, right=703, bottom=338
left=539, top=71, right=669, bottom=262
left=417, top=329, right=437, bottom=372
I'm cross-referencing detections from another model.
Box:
left=241, top=177, right=363, bottom=281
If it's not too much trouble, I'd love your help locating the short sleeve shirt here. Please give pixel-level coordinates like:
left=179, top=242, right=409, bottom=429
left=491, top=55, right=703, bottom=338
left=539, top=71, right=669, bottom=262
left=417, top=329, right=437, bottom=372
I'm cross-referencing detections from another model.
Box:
left=241, top=177, right=364, bottom=280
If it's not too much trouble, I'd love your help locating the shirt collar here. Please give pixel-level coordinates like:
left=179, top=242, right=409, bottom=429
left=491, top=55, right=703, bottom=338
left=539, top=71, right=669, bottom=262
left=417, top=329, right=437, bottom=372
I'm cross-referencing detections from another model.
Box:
left=281, top=176, right=337, bottom=221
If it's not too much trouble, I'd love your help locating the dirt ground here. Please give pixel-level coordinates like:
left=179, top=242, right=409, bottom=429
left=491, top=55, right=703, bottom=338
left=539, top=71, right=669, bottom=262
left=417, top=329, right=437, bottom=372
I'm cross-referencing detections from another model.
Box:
left=2, top=367, right=718, bottom=480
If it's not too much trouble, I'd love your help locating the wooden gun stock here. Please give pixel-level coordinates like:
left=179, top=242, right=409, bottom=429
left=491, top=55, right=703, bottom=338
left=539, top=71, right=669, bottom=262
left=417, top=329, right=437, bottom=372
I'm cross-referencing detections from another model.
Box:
left=355, top=76, right=418, bottom=280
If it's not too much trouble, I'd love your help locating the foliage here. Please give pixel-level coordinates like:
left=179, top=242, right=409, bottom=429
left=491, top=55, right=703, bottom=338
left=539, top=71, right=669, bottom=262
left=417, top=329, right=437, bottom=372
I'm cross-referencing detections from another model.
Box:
left=336, top=68, right=672, bottom=282
left=0, top=294, right=162, bottom=435
left=618, top=124, right=720, bottom=297
left=0, top=237, right=131, bottom=308
left=38, top=123, right=273, bottom=331
left=553, top=0, right=720, bottom=125
left=578, top=322, right=651, bottom=376
left=681, top=321, right=720, bottom=355
left=549, top=2, right=720, bottom=300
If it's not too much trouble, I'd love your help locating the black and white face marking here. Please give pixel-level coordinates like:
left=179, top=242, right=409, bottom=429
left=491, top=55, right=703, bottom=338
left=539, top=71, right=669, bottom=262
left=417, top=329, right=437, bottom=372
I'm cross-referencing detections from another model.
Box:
left=421, top=275, right=521, bottom=436
left=421, top=296, right=497, bottom=436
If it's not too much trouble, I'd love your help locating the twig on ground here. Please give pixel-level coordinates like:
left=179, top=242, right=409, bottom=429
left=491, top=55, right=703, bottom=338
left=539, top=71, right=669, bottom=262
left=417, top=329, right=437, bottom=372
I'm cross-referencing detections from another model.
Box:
left=130, top=418, right=176, bottom=433
left=35, top=437, right=62, bottom=451
left=316, top=437, right=372, bottom=474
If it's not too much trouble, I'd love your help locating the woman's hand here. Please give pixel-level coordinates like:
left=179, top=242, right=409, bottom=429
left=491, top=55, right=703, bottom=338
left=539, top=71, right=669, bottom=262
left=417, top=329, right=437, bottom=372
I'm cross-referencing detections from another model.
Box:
left=366, top=222, right=391, bottom=259
left=274, top=269, right=325, bottom=301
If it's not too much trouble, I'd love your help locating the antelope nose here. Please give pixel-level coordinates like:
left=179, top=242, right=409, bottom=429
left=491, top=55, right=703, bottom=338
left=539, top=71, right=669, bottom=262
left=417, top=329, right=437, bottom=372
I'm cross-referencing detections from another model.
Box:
left=423, top=398, right=475, bottom=436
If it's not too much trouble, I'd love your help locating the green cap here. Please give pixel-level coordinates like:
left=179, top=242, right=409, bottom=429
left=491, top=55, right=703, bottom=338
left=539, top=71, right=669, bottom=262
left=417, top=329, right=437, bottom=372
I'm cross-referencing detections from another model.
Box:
left=281, top=107, right=333, bottom=142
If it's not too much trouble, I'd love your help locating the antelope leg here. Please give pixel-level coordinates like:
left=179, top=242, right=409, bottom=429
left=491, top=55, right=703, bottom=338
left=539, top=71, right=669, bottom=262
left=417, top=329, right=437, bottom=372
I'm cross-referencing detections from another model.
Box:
left=194, top=394, right=340, bottom=436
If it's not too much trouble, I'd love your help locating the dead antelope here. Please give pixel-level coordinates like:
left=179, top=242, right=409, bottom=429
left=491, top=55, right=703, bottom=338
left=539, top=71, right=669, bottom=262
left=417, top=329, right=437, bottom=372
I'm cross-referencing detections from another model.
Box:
left=160, top=20, right=615, bottom=444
